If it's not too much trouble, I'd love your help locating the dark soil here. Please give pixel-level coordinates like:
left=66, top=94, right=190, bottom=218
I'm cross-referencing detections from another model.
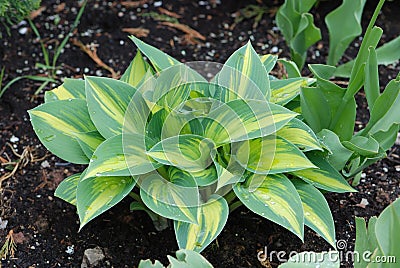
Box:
left=1, top=0, right=399, bottom=267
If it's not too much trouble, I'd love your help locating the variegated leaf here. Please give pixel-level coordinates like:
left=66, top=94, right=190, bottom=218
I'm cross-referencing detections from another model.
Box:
left=140, top=170, right=199, bottom=224
left=291, top=153, right=356, bottom=193
left=235, top=136, right=316, bottom=175
left=130, top=36, right=180, bottom=72
left=74, top=131, right=105, bottom=159
left=276, top=118, right=322, bottom=151
left=292, top=179, right=336, bottom=247
left=147, top=134, right=215, bottom=172
left=44, top=78, right=85, bottom=102
left=270, top=78, right=311, bottom=105
left=217, top=41, right=270, bottom=100
left=203, top=99, right=297, bottom=145
left=54, top=173, right=81, bottom=205
left=84, top=134, right=160, bottom=180
left=77, top=176, right=136, bottom=229
left=234, top=174, right=304, bottom=240
left=174, top=195, right=228, bottom=252
left=29, top=99, right=96, bottom=164
left=120, top=50, right=152, bottom=87
left=85, top=76, right=142, bottom=139
left=260, top=54, right=278, bottom=73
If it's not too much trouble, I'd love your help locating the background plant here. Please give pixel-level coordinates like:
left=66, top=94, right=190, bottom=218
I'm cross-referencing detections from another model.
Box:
left=276, top=0, right=400, bottom=186
left=0, top=0, right=40, bottom=38
left=276, top=0, right=400, bottom=73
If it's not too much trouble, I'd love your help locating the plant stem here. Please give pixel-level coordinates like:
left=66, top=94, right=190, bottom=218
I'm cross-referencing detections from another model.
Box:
left=229, top=200, right=243, bottom=213
left=129, top=192, right=142, bottom=203
left=224, top=190, right=237, bottom=204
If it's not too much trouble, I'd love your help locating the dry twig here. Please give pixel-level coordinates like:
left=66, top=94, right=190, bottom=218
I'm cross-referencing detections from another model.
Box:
left=160, top=22, right=206, bottom=45
left=122, top=27, right=150, bottom=38
left=120, top=0, right=149, bottom=8
left=72, top=39, right=119, bottom=78
left=0, top=230, right=16, bottom=260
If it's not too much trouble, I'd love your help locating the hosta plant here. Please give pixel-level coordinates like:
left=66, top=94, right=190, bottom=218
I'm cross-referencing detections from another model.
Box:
left=30, top=37, right=359, bottom=253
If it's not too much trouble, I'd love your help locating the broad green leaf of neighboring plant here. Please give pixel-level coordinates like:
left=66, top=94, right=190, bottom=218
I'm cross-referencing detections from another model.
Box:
left=202, top=100, right=297, bottom=145
left=325, top=0, right=367, bottom=66
left=361, top=79, right=400, bottom=135
left=85, top=76, right=141, bottom=139
left=174, top=195, right=228, bottom=253
left=29, top=99, right=96, bottom=164
left=74, top=130, right=105, bottom=159
left=278, top=251, right=340, bottom=267
left=364, top=47, right=380, bottom=110
left=235, top=136, right=316, bottom=175
left=278, top=59, right=301, bottom=78
left=270, top=77, right=311, bottom=105
left=140, top=170, right=199, bottom=224
left=44, top=78, right=85, bottom=102
left=138, top=249, right=213, bottom=268
left=83, top=134, right=160, bottom=180
left=317, top=129, right=353, bottom=170
left=375, top=198, right=400, bottom=260
left=260, top=54, right=278, bottom=73
left=342, top=135, right=380, bottom=157
left=371, top=124, right=400, bottom=152
left=120, top=50, right=151, bottom=87
left=130, top=36, right=180, bottom=72
left=234, top=174, right=304, bottom=240
left=219, top=41, right=270, bottom=99
left=77, top=176, right=135, bottom=229
left=147, top=134, right=215, bottom=173
left=291, top=154, right=356, bottom=193
left=292, top=179, right=335, bottom=247
left=276, top=118, right=322, bottom=151
left=55, top=173, right=81, bottom=205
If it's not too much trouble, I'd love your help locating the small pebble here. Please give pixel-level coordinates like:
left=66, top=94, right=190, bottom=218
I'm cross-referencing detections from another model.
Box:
left=41, top=160, right=50, bottom=168
left=19, top=27, right=28, bottom=35
left=383, top=167, right=388, bottom=173
left=271, top=46, right=278, bottom=53
left=10, top=135, right=19, bottom=143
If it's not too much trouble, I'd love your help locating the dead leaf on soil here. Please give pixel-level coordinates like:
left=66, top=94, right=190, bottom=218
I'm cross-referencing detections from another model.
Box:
left=160, top=22, right=206, bottom=45
left=72, top=39, right=119, bottom=79
left=158, top=7, right=181, bottom=19
left=29, top=6, right=46, bottom=20
left=55, top=3, right=66, bottom=13
left=12, top=232, right=27, bottom=244
left=121, top=0, right=150, bottom=8
left=122, top=27, right=150, bottom=37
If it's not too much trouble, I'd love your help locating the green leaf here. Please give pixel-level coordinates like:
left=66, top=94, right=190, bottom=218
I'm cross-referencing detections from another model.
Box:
left=174, top=195, right=228, bottom=253
left=74, top=131, right=105, bottom=159
left=365, top=47, right=380, bottom=109
left=278, top=251, right=340, bottom=267
left=235, top=136, right=316, bottom=175
left=130, top=36, right=179, bottom=72
left=276, top=118, right=322, bottom=152
left=375, top=198, right=400, bottom=259
left=270, top=77, right=311, bottom=105
left=371, top=124, right=400, bottom=151
left=342, top=135, right=380, bottom=157
left=139, top=249, right=214, bottom=268
left=147, top=134, right=215, bottom=173
left=83, top=134, right=160, bottom=179
left=292, top=179, right=335, bottom=247
left=278, top=59, right=301, bottom=78
left=54, top=173, right=81, bottom=205
left=202, top=99, right=297, bottom=145
left=362, top=80, right=400, bottom=134
left=29, top=99, right=96, bottom=164
left=291, top=153, right=356, bottom=193
left=234, top=174, right=304, bottom=240
left=140, top=170, right=199, bottom=224
left=77, top=176, right=135, bottom=229
left=219, top=41, right=270, bottom=99
left=317, top=129, right=353, bottom=170
left=44, top=78, right=85, bottom=102
left=260, top=54, right=278, bottom=73
left=375, top=35, right=400, bottom=65
left=85, top=76, right=142, bottom=139
left=325, top=0, right=366, bottom=66
left=354, top=217, right=377, bottom=268
left=120, top=50, right=152, bottom=87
